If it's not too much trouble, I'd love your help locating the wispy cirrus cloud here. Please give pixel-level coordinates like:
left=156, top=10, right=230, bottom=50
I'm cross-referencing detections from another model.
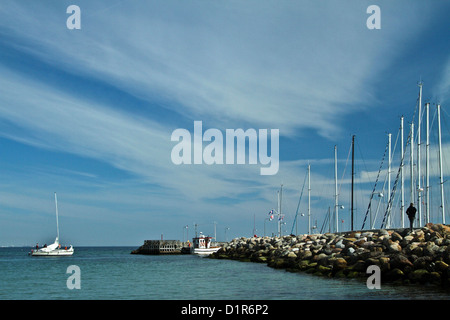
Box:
left=0, top=1, right=448, bottom=244
left=1, top=1, right=434, bottom=138
left=435, top=57, right=450, bottom=103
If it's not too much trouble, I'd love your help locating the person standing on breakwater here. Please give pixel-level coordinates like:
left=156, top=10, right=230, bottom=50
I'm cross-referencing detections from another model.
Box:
left=406, top=203, right=417, bottom=232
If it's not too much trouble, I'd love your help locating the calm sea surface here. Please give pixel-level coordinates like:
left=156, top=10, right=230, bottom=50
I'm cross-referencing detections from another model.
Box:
left=0, top=247, right=449, bottom=300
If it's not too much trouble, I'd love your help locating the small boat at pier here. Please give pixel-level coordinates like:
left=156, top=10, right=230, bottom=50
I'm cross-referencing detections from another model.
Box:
left=191, top=232, right=220, bottom=255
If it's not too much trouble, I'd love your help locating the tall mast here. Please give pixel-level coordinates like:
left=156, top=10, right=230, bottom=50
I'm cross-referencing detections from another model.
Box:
left=410, top=123, right=414, bottom=207
left=277, top=189, right=280, bottom=237
left=54, top=192, right=60, bottom=241
left=417, top=82, right=423, bottom=227
left=308, top=163, right=311, bottom=234
left=426, top=102, right=430, bottom=223
left=280, top=184, right=283, bottom=236
left=400, top=117, right=405, bottom=228
left=351, top=135, right=355, bottom=231
left=387, top=133, right=392, bottom=228
left=334, top=145, right=339, bottom=233
left=214, top=221, right=217, bottom=242
left=437, top=104, right=446, bottom=224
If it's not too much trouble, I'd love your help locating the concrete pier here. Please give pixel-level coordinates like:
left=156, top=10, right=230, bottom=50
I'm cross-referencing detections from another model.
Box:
left=131, top=240, right=186, bottom=254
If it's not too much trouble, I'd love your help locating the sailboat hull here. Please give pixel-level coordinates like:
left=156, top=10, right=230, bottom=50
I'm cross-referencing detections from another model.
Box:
left=30, top=246, right=74, bottom=256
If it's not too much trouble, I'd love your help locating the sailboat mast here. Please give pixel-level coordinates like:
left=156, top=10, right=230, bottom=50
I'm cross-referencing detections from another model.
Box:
left=417, top=82, right=423, bottom=227
left=387, top=133, right=391, bottom=228
left=410, top=123, right=414, bottom=207
left=426, top=102, right=430, bottom=223
left=334, top=145, right=339, bottom=233
left=54, top=192, right=59, bottom=240
left=437, top=104, right=446, bottom=224
left=308, top=163, right=311, bottom=235
left=351, top=135, right=355, bottom=231
left=277, top=190, right=280, bottom=237
left=401, top=116, right=405, bottom=228
left=279, top=184, right=283, bottom=237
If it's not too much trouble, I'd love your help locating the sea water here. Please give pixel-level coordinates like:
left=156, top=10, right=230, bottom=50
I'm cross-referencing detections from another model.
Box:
left=0, top=247, right=449, bottom=300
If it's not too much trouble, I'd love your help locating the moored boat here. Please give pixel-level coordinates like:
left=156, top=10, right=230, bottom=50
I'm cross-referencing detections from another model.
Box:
left=191, top=232, right=220, bottom=255
left=29, top=193, right=74, bottom=257
left=30, top=239, right=74, bottom=256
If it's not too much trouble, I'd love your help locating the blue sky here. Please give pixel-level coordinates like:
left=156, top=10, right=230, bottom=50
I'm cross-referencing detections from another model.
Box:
left=1, top=1, right=450, bottom=246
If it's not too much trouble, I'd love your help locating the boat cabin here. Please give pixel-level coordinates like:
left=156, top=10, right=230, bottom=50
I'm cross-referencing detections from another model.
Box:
left=193, top=233, right=213, bottom=249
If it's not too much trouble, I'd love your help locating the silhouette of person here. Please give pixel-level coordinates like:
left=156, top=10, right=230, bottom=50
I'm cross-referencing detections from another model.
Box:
left=406, top=203, right=417, bottom=232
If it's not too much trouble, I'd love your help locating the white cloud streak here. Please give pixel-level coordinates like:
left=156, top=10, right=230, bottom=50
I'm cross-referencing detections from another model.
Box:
left=0, top=1, right=447, bottom=243
left=0, top=1, right=433, bottom=138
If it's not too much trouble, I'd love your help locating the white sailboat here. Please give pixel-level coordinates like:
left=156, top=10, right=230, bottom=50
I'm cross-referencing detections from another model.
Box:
left=30, top=193, right=74, bottom=256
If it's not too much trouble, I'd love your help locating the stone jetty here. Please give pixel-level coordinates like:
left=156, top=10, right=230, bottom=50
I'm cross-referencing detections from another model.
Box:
left=209, top=223, right=450, bottom=288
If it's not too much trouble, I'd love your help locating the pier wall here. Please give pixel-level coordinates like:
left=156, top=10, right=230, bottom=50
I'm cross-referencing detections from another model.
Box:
left=210, top=223, right=450, bottom=288
left=131, top=240, right=184, bottom=254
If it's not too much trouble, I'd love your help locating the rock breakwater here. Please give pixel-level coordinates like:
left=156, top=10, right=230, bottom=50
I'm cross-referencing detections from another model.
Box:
left=210, top=223, right=450, bottom=288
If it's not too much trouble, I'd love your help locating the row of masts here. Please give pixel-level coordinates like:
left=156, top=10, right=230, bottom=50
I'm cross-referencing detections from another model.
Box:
left=394, top=82, right=446, bottom=228
left=363, top=82, right=446, bottom=229
left=276, top=162, right=312, bottom=237
left=277, top=82, right=446, bottom=236
left=367, top=82, right=446, bottom=229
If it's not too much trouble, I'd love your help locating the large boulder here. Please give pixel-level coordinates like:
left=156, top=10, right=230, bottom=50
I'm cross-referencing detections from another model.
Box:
left=413, top=256, right=433, bottom=270
left=435, top=260, right=449, bottom=272
left=333, top=258, right=347, bottom=271
left=389, top=254, right=413, bottom=270
left=413, top=230, right=425, bottom=242
left=388, top=242, right=402, bottom=253
left=409, top=269, right=430, bottom=283
left=423, top=243, right=440, bottom=257
left=379, top=256, right=390, bottom=271
left=386, top=268, right=405, bottom=281
left=427, top=223, right=450, bottom=236
left=391, top=232, right=403, bottom=242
